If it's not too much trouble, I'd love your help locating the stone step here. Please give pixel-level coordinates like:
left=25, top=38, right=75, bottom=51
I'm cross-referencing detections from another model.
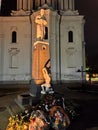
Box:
left=7, top=100, right=24, bottom=116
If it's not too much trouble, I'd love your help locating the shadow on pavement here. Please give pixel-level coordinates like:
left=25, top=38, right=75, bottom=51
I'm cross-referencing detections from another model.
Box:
left=67, top=100, right=98, bottom=130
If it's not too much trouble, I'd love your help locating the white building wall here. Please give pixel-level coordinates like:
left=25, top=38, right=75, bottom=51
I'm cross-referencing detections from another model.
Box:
left=0, top=7, right=86, bottom=84
left=0, top=17, right=31, bottom=82
left=60, top=15, right=85, bottom=82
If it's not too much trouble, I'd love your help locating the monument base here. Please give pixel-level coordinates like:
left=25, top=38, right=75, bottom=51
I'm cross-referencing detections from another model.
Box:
left=17, top=93, right=31, bottom=106
left=16, top=93, right=41, bottom=109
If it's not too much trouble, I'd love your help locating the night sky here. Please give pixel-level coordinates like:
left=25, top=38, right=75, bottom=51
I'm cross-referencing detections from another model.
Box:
left=0, top=0, right=98, bottom=71
left=75, top=0, right=98, bottom=71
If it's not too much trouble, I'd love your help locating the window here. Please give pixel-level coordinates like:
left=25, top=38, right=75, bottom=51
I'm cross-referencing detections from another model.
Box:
left=44, top=27, right=48, bottom=39
left=12, top=31, right=17, bottom=43
left=68, top=31, right=73, bottom=42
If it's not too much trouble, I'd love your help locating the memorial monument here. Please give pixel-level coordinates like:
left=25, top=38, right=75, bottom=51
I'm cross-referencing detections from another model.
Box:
left=31, top=9, right=54, bottom=96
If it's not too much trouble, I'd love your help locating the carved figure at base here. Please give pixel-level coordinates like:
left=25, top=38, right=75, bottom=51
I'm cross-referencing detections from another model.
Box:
left=41, top=67, right=54, bottom=94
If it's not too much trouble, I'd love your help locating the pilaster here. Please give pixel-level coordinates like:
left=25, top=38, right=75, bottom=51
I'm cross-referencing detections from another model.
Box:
left=17, top=0, right=22, bottom=10
left=49, top=10, right=60, bottom=81
left=69, top=0, right=72, bottom=9
left=23, top=0, right=27, bottom=10
left=0, top=35, right=5, bottom=81
left=64, top=0, right=68, bottom=10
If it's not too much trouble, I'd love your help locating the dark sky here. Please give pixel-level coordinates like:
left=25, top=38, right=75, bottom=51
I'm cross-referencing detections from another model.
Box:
left=75, top=0, right=98, bottom=71
left=0, top=0, right=16, bottom=15
left=0, top=0, right=98, bottom=71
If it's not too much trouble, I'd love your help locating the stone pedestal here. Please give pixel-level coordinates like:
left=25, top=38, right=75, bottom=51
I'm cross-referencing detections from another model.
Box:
left=17, top=93, right=40, bottom=107
left=32, top=41, right=50, bottom=85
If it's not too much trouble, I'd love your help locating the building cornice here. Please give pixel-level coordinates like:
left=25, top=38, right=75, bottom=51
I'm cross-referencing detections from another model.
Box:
left=11, top=9, right=31, bottom=16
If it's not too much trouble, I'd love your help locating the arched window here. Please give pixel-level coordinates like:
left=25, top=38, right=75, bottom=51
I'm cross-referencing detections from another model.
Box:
left=12, top=31, right=17, bottom=43
left=68, top=31, right=73, bottom=42
left=44, top=27, right=48, bottom=39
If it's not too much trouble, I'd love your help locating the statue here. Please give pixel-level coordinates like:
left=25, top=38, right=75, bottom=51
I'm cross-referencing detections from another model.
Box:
left=41, top=67, right=54, bottom=94
left=35, top=9, right=47, bottom=40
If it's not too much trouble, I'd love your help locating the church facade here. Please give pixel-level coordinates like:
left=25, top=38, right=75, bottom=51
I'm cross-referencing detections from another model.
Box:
left=0, top=0, right=86, bottom=84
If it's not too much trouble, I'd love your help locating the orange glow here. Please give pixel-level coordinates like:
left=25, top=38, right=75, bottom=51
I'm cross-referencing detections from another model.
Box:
left=32, top=42, right=50, bottom=85
left=86, top=73, right=98, bottom=82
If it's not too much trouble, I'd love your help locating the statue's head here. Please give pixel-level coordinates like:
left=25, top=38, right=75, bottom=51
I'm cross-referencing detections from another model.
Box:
left=40, top=9, right=45, bottom=16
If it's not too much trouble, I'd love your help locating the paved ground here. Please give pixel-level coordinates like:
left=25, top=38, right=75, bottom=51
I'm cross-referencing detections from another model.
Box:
left=0, top=83, right=98, bottom=130
left=0, top=85, right=28, bottom=130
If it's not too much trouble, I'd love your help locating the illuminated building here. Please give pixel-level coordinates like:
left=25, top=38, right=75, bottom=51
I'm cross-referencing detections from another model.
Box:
left=0, top=0, right=86, bottom=84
